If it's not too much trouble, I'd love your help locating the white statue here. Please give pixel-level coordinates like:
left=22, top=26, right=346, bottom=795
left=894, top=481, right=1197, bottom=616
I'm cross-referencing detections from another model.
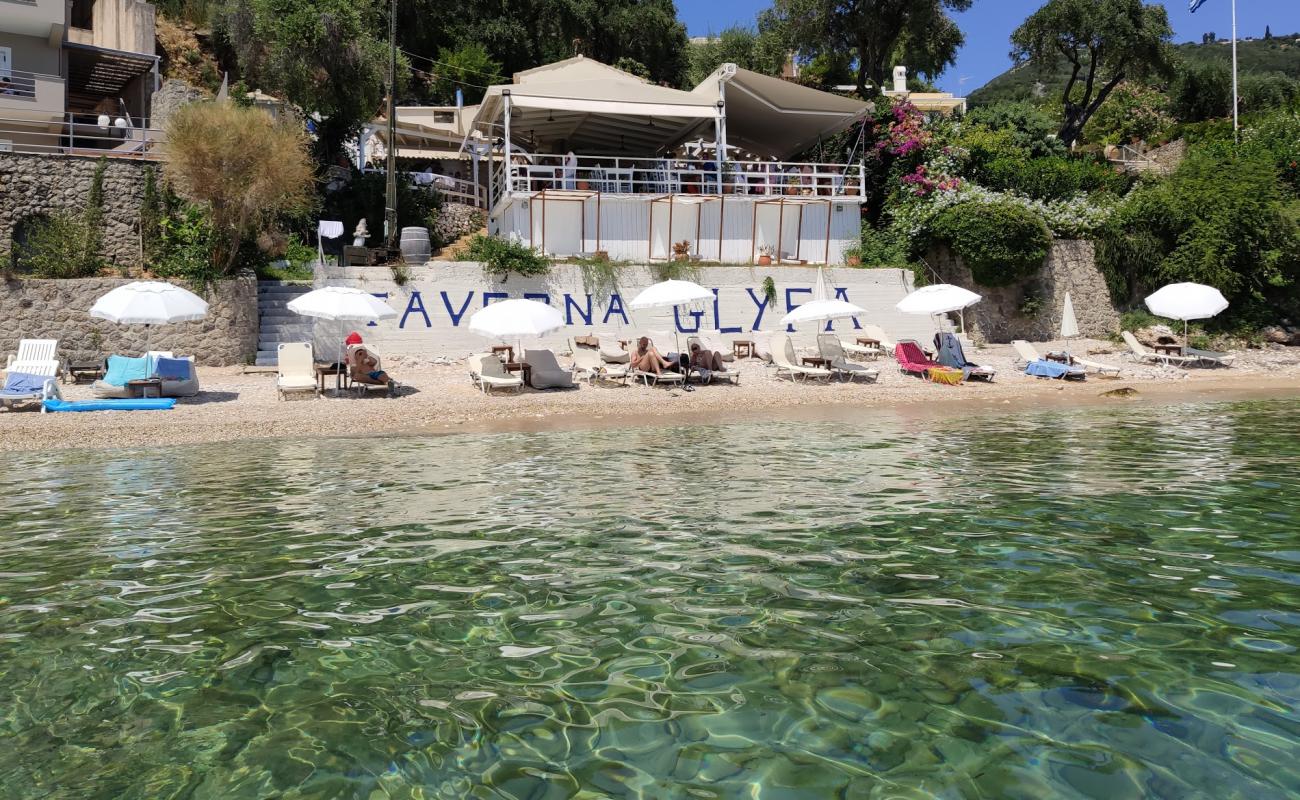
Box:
left=352, top=219, right=369, bottom=247
left=893, top=65, right=908, bottom=94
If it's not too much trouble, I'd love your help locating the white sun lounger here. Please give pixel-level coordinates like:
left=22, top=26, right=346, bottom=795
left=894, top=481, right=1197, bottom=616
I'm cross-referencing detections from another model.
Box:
left=0, top=361, right=61, bottom=412
left=570, top=341, right=629, bottom=385
left=1013, top=340, right=1118, bottom=376
left=1122, top=331, right=1196, bottom=367
left=6, top=338, right=59, bottom=376
left=818, top=334, right=879, bottom=383
left=469, top=353, right=524, bottom=394
left=771, top=333, right=832, bottom=382
left=1184, top=347, right=1236, bottom=368
left=276, top=342, right=318, bottom=400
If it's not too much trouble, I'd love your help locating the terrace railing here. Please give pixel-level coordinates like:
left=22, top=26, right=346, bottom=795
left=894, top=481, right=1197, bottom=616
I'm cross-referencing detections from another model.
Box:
left=0, top=111, right=163, bottom=159
left=501, top=154, right=867, bottom=199
left=362, top=168, right=487, bottom=209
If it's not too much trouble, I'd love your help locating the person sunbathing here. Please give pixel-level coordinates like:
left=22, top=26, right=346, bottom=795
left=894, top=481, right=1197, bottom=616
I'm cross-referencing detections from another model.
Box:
left=689, top=343, right=725, bottom=372
left=345, top=339, right=398, bottom=397
left=630, top=337, right=673, bottom=375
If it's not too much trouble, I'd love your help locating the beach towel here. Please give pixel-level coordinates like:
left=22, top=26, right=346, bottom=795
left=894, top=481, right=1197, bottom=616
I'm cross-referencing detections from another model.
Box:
left=2, top=371, right=48, bottom=395
left=1024, top=359, right=1073, bottom=379
left=933, top=332, right=995, bottom=382
left=103, top=355, right=150, bottom=387
left=928, top=366, right=963, bottom=385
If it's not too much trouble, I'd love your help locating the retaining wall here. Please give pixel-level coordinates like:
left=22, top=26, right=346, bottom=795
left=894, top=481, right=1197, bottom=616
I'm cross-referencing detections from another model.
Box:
left=0, top=276, right=259, bottom=366
left=307, top=262, right=939, bottom=363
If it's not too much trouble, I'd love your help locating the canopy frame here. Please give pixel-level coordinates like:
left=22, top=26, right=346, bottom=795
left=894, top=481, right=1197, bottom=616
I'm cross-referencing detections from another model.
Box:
left=527, top=188, right=601, bottom=257
left=750, top=196, right=835, bottom=266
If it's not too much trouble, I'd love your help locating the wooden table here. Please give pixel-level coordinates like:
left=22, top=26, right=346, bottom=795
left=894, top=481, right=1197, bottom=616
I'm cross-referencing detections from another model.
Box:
left=504, top=362, right=532, bottom=387
left=314, top=362, right=348, bottom=394
left=855, top=337, right=880, bottom=350
left=64, top=360, right=105, bottom=384
left=733, top=340, right=756, bottom=359
left=126, top=378, right=163, bottom=399
left=801, top=356, right=830, bottom=368
left=1152, top=343, right=1183, bottom=355
left=491, top=345, right=515, bottom=363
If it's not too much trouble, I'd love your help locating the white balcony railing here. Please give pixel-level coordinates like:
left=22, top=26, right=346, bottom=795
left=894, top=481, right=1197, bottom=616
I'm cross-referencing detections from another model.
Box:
left=501, top=154, right=866, bottom=199
left=0, top=111, right=163, bottom=159
left=0, top=69, right=64, bottom=116
left=362, top=168, right=487, bottom=209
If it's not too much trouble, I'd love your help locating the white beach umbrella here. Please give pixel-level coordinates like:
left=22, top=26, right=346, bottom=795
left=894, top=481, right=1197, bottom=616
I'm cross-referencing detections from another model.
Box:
left=288, top=286, right=398, bottom=391
left=627, top=280, right=714, bottom=311
left=467, top=298, right=566, bottom=341
left=1144, top=282, right=1229, bottom=345
left=1060, top=291, right=1080, bottom=340
left=89, top=281, right=209, bottom=325
left=896, top=283, right=982, bottom=334
left=780, top=267, right=866, bottom=328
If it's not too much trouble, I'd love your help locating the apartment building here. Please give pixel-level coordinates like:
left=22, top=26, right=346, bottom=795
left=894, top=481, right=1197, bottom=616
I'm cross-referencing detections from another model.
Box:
left=1, top=0, right=158, bottom=154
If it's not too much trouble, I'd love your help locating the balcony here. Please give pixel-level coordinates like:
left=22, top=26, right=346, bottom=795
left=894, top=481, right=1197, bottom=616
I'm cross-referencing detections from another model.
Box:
left=1, top=0, right=66, bottom=42
left=0, top=69, right=65, bottom=119
left=0, top=109, right=163, bottom=157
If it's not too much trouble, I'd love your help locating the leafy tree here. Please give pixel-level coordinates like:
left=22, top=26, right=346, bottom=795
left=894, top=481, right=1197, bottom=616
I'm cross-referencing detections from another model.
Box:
left=1011, top=0, right=1173, bottom=145
left=427, top=43, right=502, bottom=106
left=615, top=57, right=651, bottom=81
left=213, top=0, right=394, bottom=160
left=1083, top=81, right=1172, bottom=144
left=1171, top=61, right=1232, bottom=122
left=164, top=102, right=315, bottom=274
left=964, top=101, right=1066, bottom=158
left=760, top=0, right=973, bottom=97
left=686, top=26, right=787, bottom=87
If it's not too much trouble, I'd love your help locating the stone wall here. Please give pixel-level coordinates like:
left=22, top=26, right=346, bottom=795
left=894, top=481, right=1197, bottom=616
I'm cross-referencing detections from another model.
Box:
left=928, top=240, right=1120, bottom=343
left=0, top=276, right=259, bottom=366
left=0, top=153, right=151, bottom=270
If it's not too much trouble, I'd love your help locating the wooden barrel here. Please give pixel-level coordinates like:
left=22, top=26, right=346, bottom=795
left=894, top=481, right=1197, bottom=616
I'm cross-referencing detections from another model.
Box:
left=399, top=227, right=431, bottom=264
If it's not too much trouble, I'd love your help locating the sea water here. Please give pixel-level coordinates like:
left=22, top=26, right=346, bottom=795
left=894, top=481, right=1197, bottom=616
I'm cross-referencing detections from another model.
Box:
left=0, top=399, right=1297, bottom=798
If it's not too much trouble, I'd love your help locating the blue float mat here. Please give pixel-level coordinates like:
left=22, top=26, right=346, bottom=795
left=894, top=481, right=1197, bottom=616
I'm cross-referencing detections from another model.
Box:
left=44, top=398, right=177, bottom=412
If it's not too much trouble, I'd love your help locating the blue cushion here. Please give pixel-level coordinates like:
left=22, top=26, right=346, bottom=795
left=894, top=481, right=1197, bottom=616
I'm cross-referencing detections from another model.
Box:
left=154, top=356, right=192, bottom=381
left=1025, top=359, right=1071, bottom=379
left=103, top=355, right=150, bottom=386
left=3, top=371, right=48, bottom=394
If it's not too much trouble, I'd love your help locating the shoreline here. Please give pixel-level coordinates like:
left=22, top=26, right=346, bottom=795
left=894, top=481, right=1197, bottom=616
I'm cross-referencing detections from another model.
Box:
left=2, top=339, right=1298, bottom=453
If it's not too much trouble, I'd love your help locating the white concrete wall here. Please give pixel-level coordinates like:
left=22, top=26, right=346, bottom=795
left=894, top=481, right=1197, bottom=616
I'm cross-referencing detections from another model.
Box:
left=311, top=263, right=941, bottom=363
left=500, top=194, right=861, bottom=264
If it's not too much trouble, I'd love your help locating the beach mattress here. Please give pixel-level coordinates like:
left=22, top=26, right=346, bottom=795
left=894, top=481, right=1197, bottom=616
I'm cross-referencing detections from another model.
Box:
left=43, top=398, right=177, bottom=413
left=1025, top=359, right=1079, bottom=379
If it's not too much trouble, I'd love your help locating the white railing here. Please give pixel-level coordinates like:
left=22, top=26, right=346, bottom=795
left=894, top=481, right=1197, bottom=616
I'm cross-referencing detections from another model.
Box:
left=501, top=154, right=866, bottom=199
left=0, top=69, right=43, bottom=100
left=0, top=111, right=163, bottom=159
left=365, top=168, right=486, bottom=208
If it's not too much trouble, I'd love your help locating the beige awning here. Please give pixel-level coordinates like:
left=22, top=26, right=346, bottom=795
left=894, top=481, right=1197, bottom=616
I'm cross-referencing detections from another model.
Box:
left=694, top=65, right=868, bottom=159
left=471, top=56, right=719, bottom=155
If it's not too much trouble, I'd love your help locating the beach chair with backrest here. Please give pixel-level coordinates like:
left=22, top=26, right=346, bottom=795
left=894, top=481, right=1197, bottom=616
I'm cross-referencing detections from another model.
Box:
left=347, top=344, right=398, bottom=397
left=468, top=353, right=524, bottom=394
left=6, top=339, right=59, bottom=375
left=570, top=340, right=628, bottom=385
left=771, top=333, right=832, bottom=382
left=894, top=340, right=945, bottom=379
left=1122, top=331, right=1196, bottom=367
left=684, top=336, right=740, bottom=385
left=1014, top=339, right=1116, bottom=377
left=628, top=336, right=686, bottom=386
left=818, top=334, right=879, bottom=383
left=524, top=349, right=578, bottom=390
left=0, top=361, right=61, bottom=412
left=276, top=342, right=318, bottom=400
left=934, top=332, right=995, bottom=382
left=1011, top=340, right=1085, bottom=380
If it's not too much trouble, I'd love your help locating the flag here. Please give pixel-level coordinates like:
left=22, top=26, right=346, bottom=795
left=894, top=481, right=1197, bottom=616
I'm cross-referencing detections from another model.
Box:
left=1189, top=0, right=1209, bottom=12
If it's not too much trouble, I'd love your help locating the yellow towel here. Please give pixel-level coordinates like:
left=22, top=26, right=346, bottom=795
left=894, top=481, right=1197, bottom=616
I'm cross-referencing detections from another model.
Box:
left=928, top=367, right=963, bottom=385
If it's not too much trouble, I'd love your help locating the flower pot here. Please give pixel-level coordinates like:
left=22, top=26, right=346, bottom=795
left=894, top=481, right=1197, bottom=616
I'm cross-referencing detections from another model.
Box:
left=844, top=187, right=859, bottom=196
left=757, top=255, right=772, bottom=266
left=784, top=186, right=798, bottom=196
left=577, top=180, right=590, bottom=190
left=674, top=254, right=689, bottom=262
left=846, top=256, right=861, bottom=266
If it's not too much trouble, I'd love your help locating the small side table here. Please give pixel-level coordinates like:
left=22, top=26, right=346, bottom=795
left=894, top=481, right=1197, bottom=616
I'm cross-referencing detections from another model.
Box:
left=314, top=362, right=348, bottom=394
left=801, top=356, right=830, bottom=368
left=65, top=360, right=106, bottom=384
left=733, top=340, right=756, bottom=359
left=855, top=337, right=880, bottom=350
left=504, top=362, right=532, bottom=387
left=127, top=379, right=163, bottom=399
left=1152, top=343, right=1183, bottom=355
left=491, top=345, right=515, bottom=363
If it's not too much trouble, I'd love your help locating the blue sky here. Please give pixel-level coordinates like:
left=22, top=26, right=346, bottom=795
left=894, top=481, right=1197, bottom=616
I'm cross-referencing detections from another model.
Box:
left=678, top=1, right=1300, bottom=95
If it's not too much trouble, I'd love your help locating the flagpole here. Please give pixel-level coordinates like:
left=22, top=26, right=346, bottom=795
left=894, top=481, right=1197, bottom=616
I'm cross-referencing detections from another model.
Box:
left=1231, top=0, right=1239, bottom=141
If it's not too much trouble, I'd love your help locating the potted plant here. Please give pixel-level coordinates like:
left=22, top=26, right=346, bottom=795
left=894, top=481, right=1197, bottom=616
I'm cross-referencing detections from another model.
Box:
left=757, top=244, right=774, bottom=266
left=577, top=171, right=590, bottom=191
left=784, top=174, right=800, bottom=196
left=672, top=240, right=692, bottom=262
left=844, top=246, right=862, bottom=267
left=842, top=177, right=860, bottom=196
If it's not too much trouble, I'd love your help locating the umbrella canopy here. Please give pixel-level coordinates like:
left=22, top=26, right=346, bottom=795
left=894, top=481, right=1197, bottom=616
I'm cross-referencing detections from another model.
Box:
left=780, top=267, right=866, bottom=327
left=896, top=284, right=982, bottom=316
left=1060, top=291, right=1080, bottom=339
left=467, top=299, right=566, bottom=340
left=89, top=281, right=209, bottom=325
left=1144, top=283, right=1229, bottom=322
left=287, top=286, right=398, bottom=322
left=628, top=280, right=714, bottom=311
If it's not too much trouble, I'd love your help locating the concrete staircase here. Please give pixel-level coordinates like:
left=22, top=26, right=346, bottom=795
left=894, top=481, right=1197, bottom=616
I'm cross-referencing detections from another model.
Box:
left=436, top=227, right=486, bottom=260
left=256, top=281, right=315, bottom=367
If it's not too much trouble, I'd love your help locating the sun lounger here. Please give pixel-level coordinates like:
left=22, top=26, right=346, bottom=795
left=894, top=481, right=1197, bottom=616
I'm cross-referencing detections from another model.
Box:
left=1122, top=331, right=1196, bottom=367
left=934, top=332, right=995, bottom=382
left=0, top=365, right=62, bottom=412
left=468, top=354, right=524, bottom=394
left=277, top=342, right=318, bottom=400
left=818, top=334, right=879, bottom=383
left=1011, top=340, right=1085, bottom=380
left=862, top=325, right=895, bottom=351
left=600, top=341, right=630, bottom=364
left=523, top=349, right=577, bottom=390
left=688, top=334, right=735, bottom=362
left=1185, top=347, right=1235, bottom=368
left=154, top=355, right=200, bottom=398
left=771, top=333, right=832, bottom=382
left=684, top=336, right=740, bottom=384
left=5, top=338, right=59, bottom=376
left=570, top=341, right=629, bottom=385
left=1013, top=340, right=1112, bottom=377
left=894, top=339, right=946, bottom=380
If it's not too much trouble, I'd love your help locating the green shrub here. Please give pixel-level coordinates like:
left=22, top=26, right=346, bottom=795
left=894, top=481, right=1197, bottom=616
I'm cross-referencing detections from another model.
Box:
left=464, top=235, right=549, bottom=281
left=963, top=102, right=1066, bottom=158
left=929, top=201, right=1051, bottom=287
left=975, top=156, right=1131, bottom=201
left=1172, top=62, right=1233, bottom=123
left=151, top=204, right=222, bottom=286
left=12, top=212, right=104, bottom=278
left=857, top=222, right=913, bottom=266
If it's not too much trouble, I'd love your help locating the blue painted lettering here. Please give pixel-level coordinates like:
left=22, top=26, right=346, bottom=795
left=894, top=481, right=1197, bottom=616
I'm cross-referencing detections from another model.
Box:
left=368, top=292, right=389, bottom=326
left=565, top=294, right=593, bottom=326
left=834, top=287, right=863, bottom=330
left=713, top=288, right=742, bottom=334
left=523, top=292, right=551, bottom=304
left=745, top=287, right=770, bottom=331
left=785, top=287, right=812, bottom=332
left=482, top=292, right=508, bottom=307
left=674, top=307, right=704, bottom=333
left=401, top=291, right=432, bottom=328
left=603, top=293, right=629, bottom=325
left=438, top=291, right=474, bottom=326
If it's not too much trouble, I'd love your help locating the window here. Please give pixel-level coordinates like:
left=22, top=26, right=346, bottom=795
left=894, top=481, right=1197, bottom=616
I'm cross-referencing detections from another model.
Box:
left=71, top=0, right=94, bottom=29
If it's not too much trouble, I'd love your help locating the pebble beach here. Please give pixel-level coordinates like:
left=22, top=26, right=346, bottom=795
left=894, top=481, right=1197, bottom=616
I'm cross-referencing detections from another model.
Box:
left=2, top=338, right=1298, bottom=453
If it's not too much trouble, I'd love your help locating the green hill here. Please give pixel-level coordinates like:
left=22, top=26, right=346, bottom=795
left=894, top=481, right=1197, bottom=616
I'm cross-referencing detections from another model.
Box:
left=970, top=33, right=1300, bottom=107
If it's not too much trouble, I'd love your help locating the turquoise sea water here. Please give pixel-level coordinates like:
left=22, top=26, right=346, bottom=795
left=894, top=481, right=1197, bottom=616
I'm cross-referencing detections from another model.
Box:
left=1, top=398, right=1298, bottom=799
